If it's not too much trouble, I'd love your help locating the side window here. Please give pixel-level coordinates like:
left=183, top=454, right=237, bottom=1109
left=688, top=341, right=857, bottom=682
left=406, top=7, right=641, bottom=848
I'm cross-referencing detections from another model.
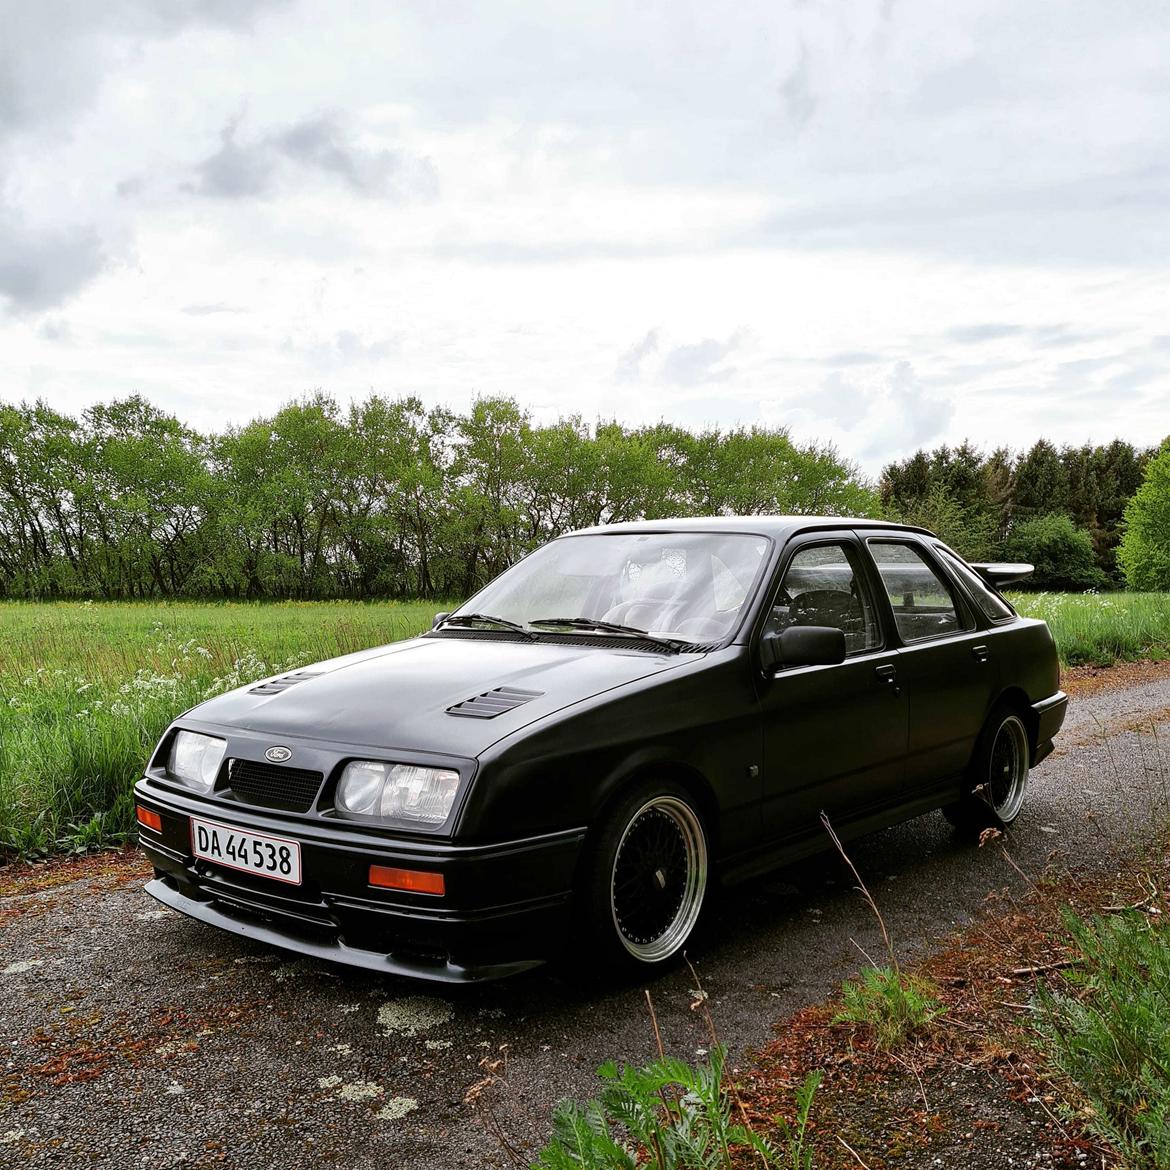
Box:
left=869, top=541, right=969, bottom=640
left=935, top=547, right=1016, bottom=622
left=770, top=543, right=881, bottom=655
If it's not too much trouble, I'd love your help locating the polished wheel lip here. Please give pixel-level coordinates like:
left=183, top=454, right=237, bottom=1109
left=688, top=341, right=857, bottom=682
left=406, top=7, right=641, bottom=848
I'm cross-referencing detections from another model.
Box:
left=987, top=714, right=1030, bottom=822
left=610, top=795, right=707, bottom=963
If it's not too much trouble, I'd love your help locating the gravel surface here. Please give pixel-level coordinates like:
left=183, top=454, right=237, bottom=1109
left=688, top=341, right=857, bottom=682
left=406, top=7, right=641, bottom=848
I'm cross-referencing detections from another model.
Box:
left=3, top=677, right=1169, bottom=1169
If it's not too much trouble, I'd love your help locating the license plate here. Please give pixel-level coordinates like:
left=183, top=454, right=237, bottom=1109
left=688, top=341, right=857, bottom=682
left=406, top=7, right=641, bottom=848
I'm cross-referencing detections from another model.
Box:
left=190, top=816, right=302, bottom=886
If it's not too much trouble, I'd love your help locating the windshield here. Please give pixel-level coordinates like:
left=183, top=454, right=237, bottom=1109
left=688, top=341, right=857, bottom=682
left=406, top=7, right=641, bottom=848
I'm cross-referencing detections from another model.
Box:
left=451, top=532, right=771, bottom=643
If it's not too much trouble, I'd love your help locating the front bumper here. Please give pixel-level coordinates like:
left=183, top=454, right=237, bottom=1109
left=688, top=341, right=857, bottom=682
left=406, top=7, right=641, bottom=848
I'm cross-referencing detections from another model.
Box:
left=134, top=779, right=586, bottom=983
left=1031, top=690, right=1068, bottom=766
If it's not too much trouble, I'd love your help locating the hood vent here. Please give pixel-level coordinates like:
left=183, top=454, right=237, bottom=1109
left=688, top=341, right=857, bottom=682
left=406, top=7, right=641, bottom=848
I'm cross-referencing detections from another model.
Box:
left=248, top=670, right=323, bottom=696
left=446, top=686, right=544, bottom=719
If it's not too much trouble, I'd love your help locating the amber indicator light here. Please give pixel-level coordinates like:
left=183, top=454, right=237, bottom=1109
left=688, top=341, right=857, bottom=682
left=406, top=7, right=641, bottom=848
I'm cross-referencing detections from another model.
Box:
left=136, top=805, right=163, bottom=832
left=368, top=865, right=445, bottom=896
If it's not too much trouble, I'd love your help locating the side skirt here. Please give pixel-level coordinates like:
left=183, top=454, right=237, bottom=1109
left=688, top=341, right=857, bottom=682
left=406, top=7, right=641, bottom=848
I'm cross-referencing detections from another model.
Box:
left=718, top=782, right=961, bottom=888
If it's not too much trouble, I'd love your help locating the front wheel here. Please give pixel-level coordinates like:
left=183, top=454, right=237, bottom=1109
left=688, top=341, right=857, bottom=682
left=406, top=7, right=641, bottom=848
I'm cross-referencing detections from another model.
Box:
left=944, top=707, right=1031, bottom=833
left=577, top=782, right=709, bottom=972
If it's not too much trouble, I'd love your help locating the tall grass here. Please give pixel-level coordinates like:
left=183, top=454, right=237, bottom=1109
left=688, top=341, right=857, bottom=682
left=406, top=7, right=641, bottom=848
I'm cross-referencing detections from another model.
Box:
left=1009, top=592, right=1170, bottom=666
left=0, top=601, right=441, bottom=858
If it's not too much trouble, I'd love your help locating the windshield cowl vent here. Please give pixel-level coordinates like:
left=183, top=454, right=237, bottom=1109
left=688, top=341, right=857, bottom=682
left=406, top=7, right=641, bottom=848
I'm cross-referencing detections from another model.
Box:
left=447, top=686, right=544, bottom=719
left=248, top=670, right=323, bottom=696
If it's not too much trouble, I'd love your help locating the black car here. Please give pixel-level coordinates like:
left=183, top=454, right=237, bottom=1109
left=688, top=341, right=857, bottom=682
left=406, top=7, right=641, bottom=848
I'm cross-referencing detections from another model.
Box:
left=135, top=517, right=1067, bottom=981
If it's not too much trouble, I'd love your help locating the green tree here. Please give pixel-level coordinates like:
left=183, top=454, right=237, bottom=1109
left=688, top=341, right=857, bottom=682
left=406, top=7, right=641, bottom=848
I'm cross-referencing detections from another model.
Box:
left=891, top=483, right=998, bottom=561
left=1012, top=440, right=1070, bottom=522
left=881, top=443, right=1003, bottom=558
left=1003, top=513, right=1107, bottom=591
left=1118, top=442, right=1170, bottom=591
left=0, top=392, right=897, bottom=601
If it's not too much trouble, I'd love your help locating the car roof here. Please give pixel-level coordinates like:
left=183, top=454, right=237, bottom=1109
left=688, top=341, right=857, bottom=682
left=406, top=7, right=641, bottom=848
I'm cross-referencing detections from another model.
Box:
left=564, top=515, right=930, bottom=540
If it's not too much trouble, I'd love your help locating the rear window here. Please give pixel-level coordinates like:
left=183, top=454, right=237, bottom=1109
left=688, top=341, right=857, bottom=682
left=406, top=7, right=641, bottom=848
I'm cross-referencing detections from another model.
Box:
left=935, top=547, right=1016, bottom=622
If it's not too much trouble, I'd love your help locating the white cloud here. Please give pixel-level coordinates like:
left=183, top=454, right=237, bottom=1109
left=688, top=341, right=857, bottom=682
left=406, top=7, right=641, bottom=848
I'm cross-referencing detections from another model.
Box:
left=187, top=112, right=438, bottom=201
left=0, top=0, right=1167, bottom=474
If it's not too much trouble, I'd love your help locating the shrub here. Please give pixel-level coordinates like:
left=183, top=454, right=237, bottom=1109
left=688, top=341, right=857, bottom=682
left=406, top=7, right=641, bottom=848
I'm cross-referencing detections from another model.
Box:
left=1118, top=443, right=1170, bottom=591
left=1003, top=513, right=1107, bottom=591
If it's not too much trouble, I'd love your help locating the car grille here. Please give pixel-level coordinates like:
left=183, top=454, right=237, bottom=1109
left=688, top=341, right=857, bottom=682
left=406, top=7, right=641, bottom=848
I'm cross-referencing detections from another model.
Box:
left=226, top=759, right=324, bottom=812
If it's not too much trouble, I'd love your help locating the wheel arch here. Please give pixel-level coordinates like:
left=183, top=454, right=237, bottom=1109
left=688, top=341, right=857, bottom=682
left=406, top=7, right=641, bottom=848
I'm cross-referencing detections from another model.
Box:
left=582, top=758, right=720, bottom=862
left=991, top=685, right=1040, bottom=760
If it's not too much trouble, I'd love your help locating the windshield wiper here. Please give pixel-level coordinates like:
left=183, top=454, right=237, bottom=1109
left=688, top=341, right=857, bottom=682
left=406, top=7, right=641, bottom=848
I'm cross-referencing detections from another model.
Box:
left=436, top=613, right=537, bottom=640
left=529, top=617, right=694, bottom=651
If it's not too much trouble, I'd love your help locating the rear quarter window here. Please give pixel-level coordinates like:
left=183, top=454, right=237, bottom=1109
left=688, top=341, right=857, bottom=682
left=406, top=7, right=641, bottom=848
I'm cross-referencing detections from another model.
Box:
left=935, top=546, right=1016, bottom=622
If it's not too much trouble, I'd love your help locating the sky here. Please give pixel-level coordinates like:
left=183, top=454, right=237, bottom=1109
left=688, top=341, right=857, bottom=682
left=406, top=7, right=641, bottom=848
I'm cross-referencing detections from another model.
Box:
left=1, top=0, right=1167, bottom=477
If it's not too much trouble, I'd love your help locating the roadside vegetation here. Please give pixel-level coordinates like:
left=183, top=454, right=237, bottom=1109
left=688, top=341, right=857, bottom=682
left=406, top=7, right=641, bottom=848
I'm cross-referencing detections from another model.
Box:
left=1036, top=909, right=1170, bottom=1168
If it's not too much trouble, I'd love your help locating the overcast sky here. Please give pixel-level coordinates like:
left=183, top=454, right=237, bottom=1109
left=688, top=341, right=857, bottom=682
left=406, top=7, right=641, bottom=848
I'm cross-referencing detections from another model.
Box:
left=1, top=0, right=1167, bottom=476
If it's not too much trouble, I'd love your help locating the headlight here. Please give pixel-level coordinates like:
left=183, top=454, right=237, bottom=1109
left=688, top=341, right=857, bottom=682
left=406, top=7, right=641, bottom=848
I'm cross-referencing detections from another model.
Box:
left=168, top=731, right=227, bottom=793
left=336, top=761, right=461, bottom=828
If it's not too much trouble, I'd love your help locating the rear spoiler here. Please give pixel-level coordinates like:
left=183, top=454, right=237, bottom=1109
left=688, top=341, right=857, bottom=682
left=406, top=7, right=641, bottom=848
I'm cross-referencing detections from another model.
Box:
left=970, top=562, right=1034, bottom=587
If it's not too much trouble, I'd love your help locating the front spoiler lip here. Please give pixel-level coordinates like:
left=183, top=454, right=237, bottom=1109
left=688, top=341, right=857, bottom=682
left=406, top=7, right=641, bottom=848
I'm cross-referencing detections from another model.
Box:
left=145, top=878, right=544, bottom=983
left=136, top=777, right=585, bottom=982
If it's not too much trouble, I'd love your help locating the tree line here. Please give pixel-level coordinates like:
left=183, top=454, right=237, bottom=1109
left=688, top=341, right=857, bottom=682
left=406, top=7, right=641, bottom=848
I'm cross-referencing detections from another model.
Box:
left=880, top=439, right=1152, bottom=590
left=0, top=393, right=1159, bottom=600
left=0, top=394, right=875, bottom=600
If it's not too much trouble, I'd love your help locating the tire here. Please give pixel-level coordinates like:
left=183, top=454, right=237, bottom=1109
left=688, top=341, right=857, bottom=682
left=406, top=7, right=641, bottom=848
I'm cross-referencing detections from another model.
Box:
left=576, top=780, right=710, bottom=973
left=943, top=705, right=1032, bottom=834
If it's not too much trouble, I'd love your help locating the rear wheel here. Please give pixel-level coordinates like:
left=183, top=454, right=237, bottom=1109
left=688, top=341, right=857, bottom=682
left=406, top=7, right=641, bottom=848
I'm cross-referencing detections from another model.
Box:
left=943, top=706, right=1031, bottom=833
left=577, top=781, right=709, bottom=972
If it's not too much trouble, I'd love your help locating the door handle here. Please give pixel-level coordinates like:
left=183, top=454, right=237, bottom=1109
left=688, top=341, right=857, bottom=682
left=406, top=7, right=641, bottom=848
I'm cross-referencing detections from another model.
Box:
left=971, top=644, right=990, bottom=663
left=874, top=664, right=901, bottom=696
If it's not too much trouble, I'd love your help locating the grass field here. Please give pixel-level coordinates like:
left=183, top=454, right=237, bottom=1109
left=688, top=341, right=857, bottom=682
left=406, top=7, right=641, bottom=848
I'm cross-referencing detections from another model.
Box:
left=1008, top=592, right=1170, bottom=667
left=0, top=601, right=441, bottom=858
left=1, top=591, right=1168, bottom=860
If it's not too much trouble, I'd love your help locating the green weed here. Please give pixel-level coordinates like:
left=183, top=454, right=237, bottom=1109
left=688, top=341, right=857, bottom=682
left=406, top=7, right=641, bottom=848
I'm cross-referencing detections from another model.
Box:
left=821, top=812, right=947, bottom=1050
left=533, top=1046, right=820, bottom=1170
left=833, top=967, right=946, bottom=1050
left=1035, top=908, right=1170, bottom=1169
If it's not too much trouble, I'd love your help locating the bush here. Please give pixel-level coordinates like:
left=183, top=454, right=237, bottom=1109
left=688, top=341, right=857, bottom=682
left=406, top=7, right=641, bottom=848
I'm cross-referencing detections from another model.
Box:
left=1119, top=443, right=1170, bottom=591
left=1003, top=513, right=1107, bottom=591
left=1035, top=909, right=1170, bottom=1169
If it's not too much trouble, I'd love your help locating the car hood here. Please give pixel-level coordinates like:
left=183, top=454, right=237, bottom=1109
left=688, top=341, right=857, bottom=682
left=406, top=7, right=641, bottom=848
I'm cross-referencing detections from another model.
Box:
left=185, top=634, right=695, bottom=758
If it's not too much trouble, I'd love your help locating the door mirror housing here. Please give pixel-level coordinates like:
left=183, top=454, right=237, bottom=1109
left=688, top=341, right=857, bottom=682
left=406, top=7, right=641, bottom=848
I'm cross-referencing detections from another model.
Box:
left=761, top=625, right=847, bottom=671
left=432, top=611, right=451, bottom=629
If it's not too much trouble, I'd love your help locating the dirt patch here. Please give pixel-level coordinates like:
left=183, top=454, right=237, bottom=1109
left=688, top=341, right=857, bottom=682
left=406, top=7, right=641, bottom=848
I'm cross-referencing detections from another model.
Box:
left=1062, top=657, right=1170, bottom=698
left=737, top=855, right=1167, bottom=1169
left=0, top=848, right=149, bottom=900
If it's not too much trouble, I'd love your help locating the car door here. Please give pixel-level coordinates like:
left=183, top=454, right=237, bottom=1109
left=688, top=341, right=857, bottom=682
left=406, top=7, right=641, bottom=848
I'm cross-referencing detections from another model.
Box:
left=864, top=535, right=1002, bottom=797
left=757, top=533, right=909, bottom=843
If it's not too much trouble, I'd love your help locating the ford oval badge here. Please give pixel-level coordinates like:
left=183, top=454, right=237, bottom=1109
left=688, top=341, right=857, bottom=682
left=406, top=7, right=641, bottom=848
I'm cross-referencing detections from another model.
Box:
left=265, top=745, right=292, bottom=763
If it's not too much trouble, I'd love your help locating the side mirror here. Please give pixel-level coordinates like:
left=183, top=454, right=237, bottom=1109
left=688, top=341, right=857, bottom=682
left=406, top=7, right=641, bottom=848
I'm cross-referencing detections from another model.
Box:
left=432, top=611, right=450, bottom=629
left=761, top=625, right=846, bottom=671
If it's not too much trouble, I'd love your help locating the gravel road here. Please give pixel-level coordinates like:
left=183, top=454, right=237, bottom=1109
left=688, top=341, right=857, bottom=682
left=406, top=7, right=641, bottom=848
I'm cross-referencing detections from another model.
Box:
left=3, top=678, right=1169, bottom=1170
